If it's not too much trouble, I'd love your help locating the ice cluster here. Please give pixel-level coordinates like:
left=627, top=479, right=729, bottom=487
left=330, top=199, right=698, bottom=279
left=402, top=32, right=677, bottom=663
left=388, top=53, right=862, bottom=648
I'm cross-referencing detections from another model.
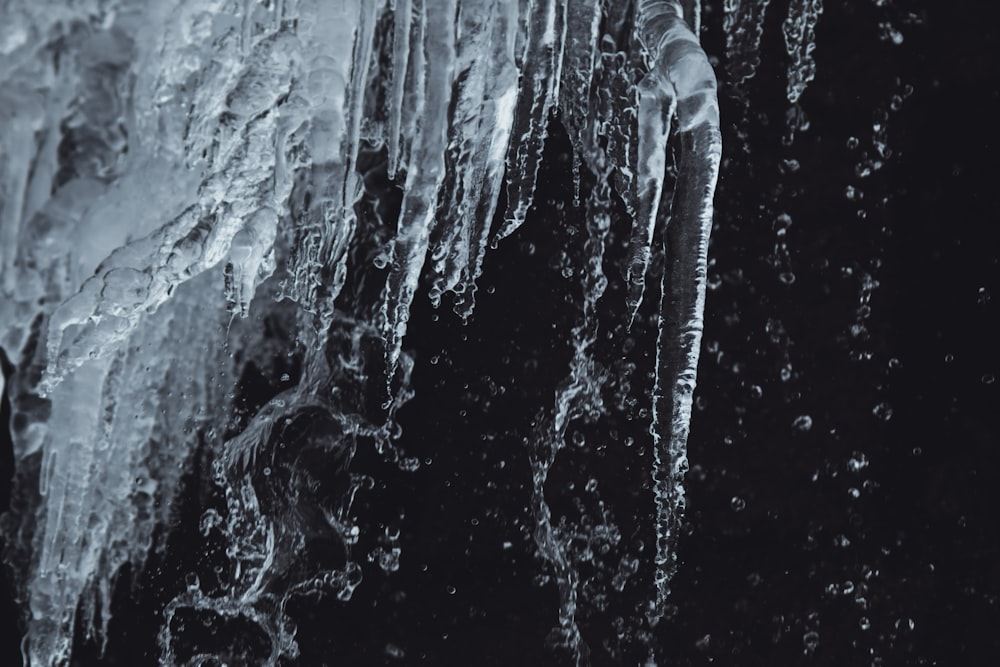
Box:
left=0, top=0, right=751, bottom=664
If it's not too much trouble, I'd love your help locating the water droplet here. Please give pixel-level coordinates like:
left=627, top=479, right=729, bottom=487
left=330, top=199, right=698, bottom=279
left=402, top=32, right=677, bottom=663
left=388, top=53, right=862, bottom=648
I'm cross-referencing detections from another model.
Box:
left=982, top=373, right=995, bottom=385
left=848, top=452, right=869, bottom=472
left=199, top=509, right=221, bottom=536
left=731, top=496, right=746, bottom=511
left=780, top=159, right=800, bottom=174
left=872, top=402, right=893, bottom=421
left=803, top=630, right=820, bottom=652
left=793, top=415, right=813, bottom=432
left=398, top=456, right=420, bottom=472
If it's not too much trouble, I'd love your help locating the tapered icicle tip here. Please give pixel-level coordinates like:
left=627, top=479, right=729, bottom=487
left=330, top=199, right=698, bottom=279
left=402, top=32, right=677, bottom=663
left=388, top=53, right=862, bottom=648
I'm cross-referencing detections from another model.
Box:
left=623, top=231, right=659, bottom=332
left=625, top=252, right=652, bottom=329
left=381, top=293, right=408, bottom=400
left=490, top=211, right=524, bottom=249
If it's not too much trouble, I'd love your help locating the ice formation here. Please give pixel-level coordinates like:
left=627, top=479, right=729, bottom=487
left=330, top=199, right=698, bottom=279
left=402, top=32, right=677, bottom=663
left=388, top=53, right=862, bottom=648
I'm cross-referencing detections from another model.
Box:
left=0, top=0, right=731, bottom=664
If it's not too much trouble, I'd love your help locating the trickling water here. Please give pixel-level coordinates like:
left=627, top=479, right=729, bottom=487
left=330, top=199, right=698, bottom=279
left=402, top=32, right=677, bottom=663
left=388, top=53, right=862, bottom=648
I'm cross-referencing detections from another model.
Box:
left=783, top=0, right=824, bottom=105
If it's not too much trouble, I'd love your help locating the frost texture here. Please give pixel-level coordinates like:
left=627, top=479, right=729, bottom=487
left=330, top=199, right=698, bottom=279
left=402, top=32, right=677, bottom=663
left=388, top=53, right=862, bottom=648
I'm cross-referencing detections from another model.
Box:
left=0, top=0, right=723, bottom=664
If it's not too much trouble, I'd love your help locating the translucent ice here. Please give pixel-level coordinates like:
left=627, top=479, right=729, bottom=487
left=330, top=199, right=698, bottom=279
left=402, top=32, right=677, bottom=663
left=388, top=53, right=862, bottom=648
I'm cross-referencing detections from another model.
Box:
left=634, top=0, right=722, bottom=620
left=0, top=1, right=725, bottom=664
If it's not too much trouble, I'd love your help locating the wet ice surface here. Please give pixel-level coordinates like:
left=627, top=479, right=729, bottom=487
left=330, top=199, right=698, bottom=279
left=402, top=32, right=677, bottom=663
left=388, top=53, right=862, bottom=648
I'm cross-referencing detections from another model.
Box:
left=2, top=1, right=999, bottom=666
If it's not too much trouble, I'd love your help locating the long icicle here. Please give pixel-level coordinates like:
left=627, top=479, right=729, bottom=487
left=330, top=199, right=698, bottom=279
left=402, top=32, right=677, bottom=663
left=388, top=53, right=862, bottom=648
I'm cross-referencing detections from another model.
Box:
left=634, top=0, right=723, bottom=620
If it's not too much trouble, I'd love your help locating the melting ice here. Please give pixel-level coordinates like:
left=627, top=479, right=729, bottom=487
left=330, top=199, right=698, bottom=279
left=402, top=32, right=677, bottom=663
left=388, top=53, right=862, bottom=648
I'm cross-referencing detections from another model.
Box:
left=0, top=0, right=739, bottom=664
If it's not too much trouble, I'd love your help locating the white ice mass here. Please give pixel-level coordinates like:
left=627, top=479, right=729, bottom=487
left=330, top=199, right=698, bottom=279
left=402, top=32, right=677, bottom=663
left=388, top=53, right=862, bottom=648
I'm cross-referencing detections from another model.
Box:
left=0, top=0, right=827, bottom=664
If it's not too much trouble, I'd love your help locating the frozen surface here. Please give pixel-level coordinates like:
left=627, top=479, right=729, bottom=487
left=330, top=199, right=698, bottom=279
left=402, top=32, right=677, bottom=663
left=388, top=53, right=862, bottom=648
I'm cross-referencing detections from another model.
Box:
left=0, top=0, right=725, bottom=664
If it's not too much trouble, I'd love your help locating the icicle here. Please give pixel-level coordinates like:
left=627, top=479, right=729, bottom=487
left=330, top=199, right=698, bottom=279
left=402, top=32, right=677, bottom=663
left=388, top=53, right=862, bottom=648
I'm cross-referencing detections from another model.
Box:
left=783, top=0, right=824, bottom=104
left=559, top=0, right=602, bottom=154
left=451, top=1, right=520, bottom=320
left=35, top=273, right=227, bottom=664
left=0, top=109, right=36, bottom=294
left=225, top=207, right=279, bottom=317
left=493, top=0, right=566, bottom=244
left=397, top=0, right=427, bottom=179
left=626, top=74, right=676, bottom=325
left=381, top=0, right=457, bottom=382
left=388, top=0, right=412, bottom=178
left=344, top=0, right=379, bottom=199
left=427, top=0, right=499, bottom=309
left=30, top=359, right=110, bottom=667
left=428, top=0, right=519, bottom=317
left=590, top=50, right=639, bottom=224
left=282, top=0, right=366, bottom=324
left=634, top=0, right=722, bottom=620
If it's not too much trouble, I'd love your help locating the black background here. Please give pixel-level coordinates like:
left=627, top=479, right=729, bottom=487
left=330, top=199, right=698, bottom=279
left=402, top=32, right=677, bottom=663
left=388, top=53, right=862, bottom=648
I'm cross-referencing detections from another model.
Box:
left=3, top=0, right=1000, bottom=664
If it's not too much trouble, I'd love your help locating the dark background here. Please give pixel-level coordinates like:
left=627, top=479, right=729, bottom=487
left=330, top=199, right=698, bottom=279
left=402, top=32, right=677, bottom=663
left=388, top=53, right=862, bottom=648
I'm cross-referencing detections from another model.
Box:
left=3, top=0, right=999, bottom=664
